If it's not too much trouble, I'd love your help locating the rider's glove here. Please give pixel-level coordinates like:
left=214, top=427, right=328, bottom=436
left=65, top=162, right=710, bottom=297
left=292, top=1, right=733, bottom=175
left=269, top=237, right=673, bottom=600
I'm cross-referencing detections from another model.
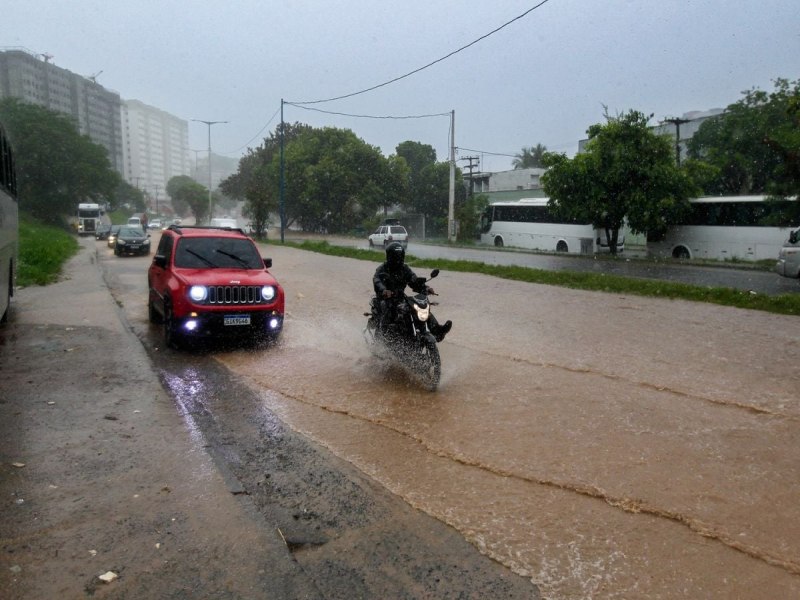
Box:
left=426, top=286, right=435, bottom=295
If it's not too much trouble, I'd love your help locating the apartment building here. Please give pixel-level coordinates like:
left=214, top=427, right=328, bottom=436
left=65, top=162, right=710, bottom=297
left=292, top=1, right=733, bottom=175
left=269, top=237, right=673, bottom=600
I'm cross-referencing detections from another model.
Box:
left=121, top=99, right=190, bottom=212
left=0, top=48, right=124, bottom=173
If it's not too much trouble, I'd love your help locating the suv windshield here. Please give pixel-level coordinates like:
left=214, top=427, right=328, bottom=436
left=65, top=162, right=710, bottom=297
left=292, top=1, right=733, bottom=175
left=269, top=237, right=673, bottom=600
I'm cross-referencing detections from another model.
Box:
left=174, top=237, right=263, bottom=269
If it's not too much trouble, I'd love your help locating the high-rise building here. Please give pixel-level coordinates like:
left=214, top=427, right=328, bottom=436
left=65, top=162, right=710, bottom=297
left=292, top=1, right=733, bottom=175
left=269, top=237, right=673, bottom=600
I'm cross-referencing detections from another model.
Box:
left=0, top=48, right=124, bottom=173
left=121, top=99, right=190, bottom=214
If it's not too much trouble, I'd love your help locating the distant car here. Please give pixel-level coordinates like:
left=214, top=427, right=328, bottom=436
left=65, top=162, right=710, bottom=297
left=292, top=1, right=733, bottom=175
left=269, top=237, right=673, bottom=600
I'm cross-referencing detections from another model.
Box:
left=148, top=219, right=163, bottom=230
left=147, top=225, right=284, bottom=348
left=210, top=217, right=239, bottom=229
left=368, top=225, right=408, bottom=249
left=775, top=228, right=800, bottom=279
left=114, top=226, right=151, bottom=256
left=107, top=225, right=123, bottom=248
left=95, top=223, right=112, bottom=240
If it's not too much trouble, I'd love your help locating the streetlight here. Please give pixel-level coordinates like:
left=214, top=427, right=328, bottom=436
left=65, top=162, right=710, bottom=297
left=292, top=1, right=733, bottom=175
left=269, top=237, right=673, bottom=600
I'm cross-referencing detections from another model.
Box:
left=191, top=119, right=228, bottom=222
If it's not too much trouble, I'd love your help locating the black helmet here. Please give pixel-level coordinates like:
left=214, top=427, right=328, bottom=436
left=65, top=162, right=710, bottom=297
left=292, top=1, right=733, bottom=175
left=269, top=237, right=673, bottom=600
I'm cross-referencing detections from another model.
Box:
left=385, top=242, right=405, bottom=268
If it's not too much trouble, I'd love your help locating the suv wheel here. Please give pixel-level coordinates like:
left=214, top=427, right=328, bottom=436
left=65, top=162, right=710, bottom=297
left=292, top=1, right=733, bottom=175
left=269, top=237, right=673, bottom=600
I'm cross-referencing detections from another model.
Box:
left=163, top=304, right=181, bottom=349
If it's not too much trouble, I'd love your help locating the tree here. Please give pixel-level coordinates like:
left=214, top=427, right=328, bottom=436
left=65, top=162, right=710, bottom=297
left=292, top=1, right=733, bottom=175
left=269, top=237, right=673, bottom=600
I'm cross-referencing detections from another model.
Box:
left=687, top=78, right=800, bottom=196
left=220, top=122, right=311, bottom=236
left=167, top=175, right=208, bottom=222
left=113, top=180, right=146, bottom=213
left=512, top=143, right=548, bottom=169
left=0, top=98, right=120, bottom=225
left=394, top=140, right=462, bottom=235
left=542, top=110, right=696, bottom=254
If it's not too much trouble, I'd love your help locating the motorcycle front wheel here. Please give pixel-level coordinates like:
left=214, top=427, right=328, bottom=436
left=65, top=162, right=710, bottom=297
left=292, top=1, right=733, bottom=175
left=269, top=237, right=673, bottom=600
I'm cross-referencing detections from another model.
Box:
left=416, top=338, right=441, bottom=391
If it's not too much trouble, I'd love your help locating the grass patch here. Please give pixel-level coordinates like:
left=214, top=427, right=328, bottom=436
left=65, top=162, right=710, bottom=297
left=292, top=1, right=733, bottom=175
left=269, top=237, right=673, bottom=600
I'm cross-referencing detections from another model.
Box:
left=286, top=240, right=800, bottom=316
left=18, top=214, right=80, bottom=286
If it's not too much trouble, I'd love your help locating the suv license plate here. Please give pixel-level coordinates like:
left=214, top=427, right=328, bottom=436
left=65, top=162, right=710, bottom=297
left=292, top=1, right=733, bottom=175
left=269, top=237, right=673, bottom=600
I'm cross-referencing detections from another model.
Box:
left=224, top=315, right=251, bottom=326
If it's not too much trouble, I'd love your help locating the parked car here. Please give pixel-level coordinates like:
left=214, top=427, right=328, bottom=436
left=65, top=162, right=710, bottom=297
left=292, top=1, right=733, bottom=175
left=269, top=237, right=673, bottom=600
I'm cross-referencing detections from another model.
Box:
left=106, top=225, right=123, bottom=248
left=95, top=223, right=112, bottom=241
left=775, top=228, right=800, bottom=279
left=368, top=225, right=409, bottom=249
left=114, top=226, right=151, bottom=256
left=147, top=225, right=284, bottom=348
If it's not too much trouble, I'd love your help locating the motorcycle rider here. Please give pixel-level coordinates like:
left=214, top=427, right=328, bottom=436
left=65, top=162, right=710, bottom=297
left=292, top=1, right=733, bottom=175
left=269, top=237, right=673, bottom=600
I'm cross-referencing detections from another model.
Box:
left=373, top=242, right=452, bottom=342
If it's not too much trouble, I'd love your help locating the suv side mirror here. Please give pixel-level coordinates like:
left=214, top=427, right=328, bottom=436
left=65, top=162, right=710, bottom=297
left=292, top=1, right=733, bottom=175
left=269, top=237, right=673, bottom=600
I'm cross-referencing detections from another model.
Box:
left=263, top=257, right=273, bottom=269
left=153, top=254, right=168, bottom=269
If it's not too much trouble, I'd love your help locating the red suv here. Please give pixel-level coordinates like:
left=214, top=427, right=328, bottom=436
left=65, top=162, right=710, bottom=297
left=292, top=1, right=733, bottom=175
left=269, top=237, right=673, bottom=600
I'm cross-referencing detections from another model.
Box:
left=148, top=225, right=284, bottom=348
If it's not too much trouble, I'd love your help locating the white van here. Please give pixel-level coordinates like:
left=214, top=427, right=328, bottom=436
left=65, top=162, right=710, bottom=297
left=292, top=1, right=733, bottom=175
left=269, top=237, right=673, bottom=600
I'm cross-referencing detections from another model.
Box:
left=775, top=227, right=800, bottom=278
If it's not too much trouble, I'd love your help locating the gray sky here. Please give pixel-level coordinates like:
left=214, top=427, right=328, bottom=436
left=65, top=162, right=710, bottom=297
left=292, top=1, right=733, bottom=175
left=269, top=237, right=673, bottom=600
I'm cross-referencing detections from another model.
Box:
left=5, top=0, right=798, bottom=171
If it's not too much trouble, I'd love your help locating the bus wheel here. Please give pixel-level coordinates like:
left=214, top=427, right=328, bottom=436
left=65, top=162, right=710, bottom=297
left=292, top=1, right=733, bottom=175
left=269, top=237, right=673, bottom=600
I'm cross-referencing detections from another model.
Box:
left=556, top=240, right=568, bottom=253
left=673, top=247, right=690, bottom=259
left=494, top=237, right=504, bottom=248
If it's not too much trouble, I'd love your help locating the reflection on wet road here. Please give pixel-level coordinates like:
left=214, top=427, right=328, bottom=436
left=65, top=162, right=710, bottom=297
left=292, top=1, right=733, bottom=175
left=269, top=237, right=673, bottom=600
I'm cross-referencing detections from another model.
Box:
left=108, top=241, right=800, bottom=599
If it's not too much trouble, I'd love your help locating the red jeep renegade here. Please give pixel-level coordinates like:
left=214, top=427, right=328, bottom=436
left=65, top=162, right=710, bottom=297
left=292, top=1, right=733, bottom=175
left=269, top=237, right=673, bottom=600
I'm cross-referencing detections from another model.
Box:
left=148, top=225, right=284, bottom=348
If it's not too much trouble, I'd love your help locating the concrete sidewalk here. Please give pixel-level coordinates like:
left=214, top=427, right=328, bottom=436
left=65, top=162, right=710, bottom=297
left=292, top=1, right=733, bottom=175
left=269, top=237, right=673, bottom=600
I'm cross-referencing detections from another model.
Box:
left=0, top=241, right=320, bottom=598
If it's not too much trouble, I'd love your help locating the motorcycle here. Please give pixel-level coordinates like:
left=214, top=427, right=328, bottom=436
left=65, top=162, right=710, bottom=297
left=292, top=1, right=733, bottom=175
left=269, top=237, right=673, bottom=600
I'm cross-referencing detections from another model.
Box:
left=364, top=269, right=443, bottom=391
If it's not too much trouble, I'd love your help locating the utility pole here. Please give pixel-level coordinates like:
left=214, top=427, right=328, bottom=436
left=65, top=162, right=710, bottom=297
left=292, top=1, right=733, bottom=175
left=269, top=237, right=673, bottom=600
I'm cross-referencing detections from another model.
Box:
left=448, top=110, right=455, bottom=243
left=280, top=100, right=286, bottom=243
left=192, top=119, right=228, bottom=222
left=662, top=117, right=690, bottom=166
left=459, top=155, right=479, bottom=197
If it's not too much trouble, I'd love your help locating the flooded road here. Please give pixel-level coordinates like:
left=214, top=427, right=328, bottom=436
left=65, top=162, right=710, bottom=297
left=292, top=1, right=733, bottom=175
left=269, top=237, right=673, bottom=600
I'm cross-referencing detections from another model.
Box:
left=112, top=240, right=800, bottom=599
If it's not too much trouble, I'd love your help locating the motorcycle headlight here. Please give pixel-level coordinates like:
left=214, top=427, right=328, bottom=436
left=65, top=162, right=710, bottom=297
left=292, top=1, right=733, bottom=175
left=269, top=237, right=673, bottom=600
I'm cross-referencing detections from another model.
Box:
left=413, top=304, right=430, bottom=322
left=261, top=285, right=276, bottom=301
left=189, top=285, right=207, bottom=302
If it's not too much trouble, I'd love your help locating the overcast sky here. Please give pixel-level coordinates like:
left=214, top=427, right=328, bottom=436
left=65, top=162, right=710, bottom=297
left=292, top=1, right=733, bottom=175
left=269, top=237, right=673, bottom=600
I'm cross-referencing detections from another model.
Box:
left=5, top=0, right=798, bottom=172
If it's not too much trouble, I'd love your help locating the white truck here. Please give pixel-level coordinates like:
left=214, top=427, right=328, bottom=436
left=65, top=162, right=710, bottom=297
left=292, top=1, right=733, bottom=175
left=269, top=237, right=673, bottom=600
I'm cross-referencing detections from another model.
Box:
left=77, top=203, right=103, bottom=236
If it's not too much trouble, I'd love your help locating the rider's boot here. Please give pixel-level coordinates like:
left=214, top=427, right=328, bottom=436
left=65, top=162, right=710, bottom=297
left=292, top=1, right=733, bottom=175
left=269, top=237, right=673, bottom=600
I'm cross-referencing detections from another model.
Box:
left=433, top=320, right=452, bottom=342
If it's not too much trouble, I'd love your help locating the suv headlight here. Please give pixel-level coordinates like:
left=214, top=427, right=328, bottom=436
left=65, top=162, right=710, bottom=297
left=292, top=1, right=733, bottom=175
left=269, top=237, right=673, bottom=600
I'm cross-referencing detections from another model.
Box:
left=261, top=285, right=276, bottom=301
left=189, top=285, right=208, bottom=302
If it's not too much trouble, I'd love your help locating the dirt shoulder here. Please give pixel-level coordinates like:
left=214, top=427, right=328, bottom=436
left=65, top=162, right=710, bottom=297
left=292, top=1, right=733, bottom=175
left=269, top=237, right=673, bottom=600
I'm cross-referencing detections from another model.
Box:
left=0, top=243, right=319, bottom=598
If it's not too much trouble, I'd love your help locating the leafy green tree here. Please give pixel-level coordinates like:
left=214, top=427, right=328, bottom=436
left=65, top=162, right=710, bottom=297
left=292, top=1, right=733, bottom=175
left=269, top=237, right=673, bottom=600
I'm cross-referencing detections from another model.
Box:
left=220, top=122, right=310, bottom=236
left=112, top=180, right=146, bottom=213
left=395, top=140, right=463, bottom=234
left=687, top=78, right=800, bottom=196
left=0, top=98, right=119, bottom=225
left=512, top=143, right=548, bottom=169
left=455, top=193, right=489, bottom=242
left=167, top=175, right=208, bottom=222
left=542, top=110, right=696, bottom=254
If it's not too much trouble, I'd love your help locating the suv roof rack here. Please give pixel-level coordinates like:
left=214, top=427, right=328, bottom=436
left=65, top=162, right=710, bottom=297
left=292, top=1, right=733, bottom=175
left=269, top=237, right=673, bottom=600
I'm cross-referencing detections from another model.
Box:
left=166, top=224, right=246, bottom=236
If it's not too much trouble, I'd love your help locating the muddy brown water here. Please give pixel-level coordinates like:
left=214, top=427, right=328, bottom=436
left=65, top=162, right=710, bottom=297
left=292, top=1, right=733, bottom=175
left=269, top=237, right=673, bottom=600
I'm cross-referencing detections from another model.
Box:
left=122, top=242, right=800, bottom=599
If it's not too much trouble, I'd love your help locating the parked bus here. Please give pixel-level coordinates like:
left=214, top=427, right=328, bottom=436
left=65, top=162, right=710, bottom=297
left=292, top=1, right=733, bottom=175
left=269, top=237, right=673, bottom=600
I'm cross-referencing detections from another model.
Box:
left=648, top=195, right=798, bottom=261
left=0, top=123, right=19, bottom=322
left=479, top=198, right=623, bottom=254
left=77, top=202, right=103, bottom=235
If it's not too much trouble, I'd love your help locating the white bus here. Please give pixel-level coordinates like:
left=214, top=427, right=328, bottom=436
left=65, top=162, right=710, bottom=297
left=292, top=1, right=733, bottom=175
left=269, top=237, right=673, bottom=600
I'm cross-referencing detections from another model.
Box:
left=77, top=202, right=102, bottom=235
left=0, top=123, right=19, bottom=323
left=648, top=195, right=798, bottom=261
left=479, top=198, right=623, bottom=254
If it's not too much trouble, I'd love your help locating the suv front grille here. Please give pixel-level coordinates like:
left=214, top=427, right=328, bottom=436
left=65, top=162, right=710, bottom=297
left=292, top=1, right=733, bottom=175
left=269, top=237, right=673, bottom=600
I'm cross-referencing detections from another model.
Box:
left=207, top=285, right=265, bottom=305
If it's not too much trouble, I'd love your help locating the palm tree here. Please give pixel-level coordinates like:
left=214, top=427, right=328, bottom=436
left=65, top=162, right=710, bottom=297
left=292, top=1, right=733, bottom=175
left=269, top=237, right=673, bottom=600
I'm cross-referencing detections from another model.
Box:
left=512, top=143, right=548, bottom=169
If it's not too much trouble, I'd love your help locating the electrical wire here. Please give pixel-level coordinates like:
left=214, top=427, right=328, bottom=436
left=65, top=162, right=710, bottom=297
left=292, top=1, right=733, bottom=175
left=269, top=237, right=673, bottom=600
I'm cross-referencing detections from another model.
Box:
left=285, top=102, right=450, bottom=120
left=288, top=0, right=553, bottom=105
left=218, top=105, right=282, bottom=155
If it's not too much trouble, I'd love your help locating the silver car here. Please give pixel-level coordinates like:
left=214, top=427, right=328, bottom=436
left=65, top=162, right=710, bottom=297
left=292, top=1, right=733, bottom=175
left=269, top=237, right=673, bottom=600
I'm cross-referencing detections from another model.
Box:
left=775, top=228, right=800, bottom=278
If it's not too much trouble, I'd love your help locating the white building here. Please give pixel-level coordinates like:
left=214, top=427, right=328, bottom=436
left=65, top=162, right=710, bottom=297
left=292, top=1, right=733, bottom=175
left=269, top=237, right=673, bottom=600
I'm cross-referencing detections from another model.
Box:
left=121, top=99, right=190, bottom=214
left=469, top=167, right=546, bottom=202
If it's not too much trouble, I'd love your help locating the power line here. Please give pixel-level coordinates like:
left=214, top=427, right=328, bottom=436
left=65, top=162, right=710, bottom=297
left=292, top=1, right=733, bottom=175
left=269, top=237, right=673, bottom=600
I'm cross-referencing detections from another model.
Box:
left=457, top=146, right=517, bottom=158
left=219, top=105, right=282, bottom=154
left=288, top=0, right=553, bottom=105
left=286, top=102, right=450, bottom=120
